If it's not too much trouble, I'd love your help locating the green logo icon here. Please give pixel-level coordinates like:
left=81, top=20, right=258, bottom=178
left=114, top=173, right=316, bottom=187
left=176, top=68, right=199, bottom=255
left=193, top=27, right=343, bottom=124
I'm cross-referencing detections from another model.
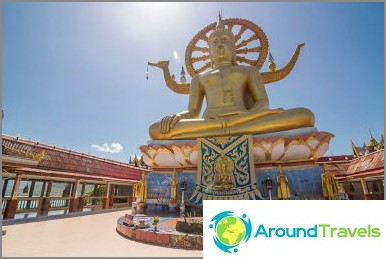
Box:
left=209, top=211, right=252, bottom=253
left=216, top=216, right=246, bottom=246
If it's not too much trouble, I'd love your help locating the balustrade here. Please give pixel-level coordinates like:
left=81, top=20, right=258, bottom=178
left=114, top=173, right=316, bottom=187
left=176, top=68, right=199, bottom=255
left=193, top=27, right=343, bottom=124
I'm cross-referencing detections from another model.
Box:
left=2, top=180, right=134, bottom=219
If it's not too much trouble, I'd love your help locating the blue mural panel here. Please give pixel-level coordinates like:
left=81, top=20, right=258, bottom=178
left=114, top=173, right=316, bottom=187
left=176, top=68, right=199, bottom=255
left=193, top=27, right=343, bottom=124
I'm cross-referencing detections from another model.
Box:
left=146, top=165, right=325, bottom=203
left=255, top=166, right=324, bottom=200
left=146, top=172, right=196, bottom=203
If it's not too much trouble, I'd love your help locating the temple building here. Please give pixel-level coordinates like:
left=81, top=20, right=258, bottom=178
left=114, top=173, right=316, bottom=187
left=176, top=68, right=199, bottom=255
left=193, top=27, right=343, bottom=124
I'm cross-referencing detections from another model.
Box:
left=2, top=134, right=147, bottom=219
left=320, top=134, right=384, bottom=200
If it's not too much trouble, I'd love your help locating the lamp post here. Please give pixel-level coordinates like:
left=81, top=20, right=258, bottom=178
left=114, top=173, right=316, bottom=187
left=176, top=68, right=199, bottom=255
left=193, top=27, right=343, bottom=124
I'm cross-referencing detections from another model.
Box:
left=265, top=176, right=273, bottom=200
left=180, top=178, right=187, bottom=217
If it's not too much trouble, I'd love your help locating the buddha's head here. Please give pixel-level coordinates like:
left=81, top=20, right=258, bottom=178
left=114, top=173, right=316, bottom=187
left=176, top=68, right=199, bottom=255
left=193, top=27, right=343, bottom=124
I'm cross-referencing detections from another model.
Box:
left=208, top=16, right=237, bottom=67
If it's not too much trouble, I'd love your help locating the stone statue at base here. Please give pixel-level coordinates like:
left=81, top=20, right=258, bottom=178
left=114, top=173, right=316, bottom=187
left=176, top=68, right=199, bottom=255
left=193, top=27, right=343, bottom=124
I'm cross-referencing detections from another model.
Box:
left=277, top=167, right=291, bottom=200
left=321, top=165, right=339, bottom=200
left=136, top=173, right=147, bottom=203
left=169, top=171, right=178, bottom=204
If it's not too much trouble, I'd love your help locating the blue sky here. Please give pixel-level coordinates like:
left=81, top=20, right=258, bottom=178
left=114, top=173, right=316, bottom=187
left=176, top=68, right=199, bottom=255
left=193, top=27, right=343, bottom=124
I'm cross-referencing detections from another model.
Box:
left=2, top=2, right=384, bottom=163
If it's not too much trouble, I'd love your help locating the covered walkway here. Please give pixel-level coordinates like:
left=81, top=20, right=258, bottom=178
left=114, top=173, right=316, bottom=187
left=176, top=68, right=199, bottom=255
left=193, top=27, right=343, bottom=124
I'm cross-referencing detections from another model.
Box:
left=2, top=210, right=203, bottom=257
left=2, top=134, right=147, bottom=219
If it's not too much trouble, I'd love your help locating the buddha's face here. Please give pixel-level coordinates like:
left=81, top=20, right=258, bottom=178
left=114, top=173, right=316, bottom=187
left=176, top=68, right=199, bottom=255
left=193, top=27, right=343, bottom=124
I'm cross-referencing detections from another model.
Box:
left=209, top=30, right=236, bottom=66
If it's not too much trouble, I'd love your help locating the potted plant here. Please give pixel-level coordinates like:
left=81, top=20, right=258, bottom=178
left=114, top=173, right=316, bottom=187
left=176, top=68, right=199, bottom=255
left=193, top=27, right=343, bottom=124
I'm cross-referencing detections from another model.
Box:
left=153, top=216, right=160, bottom=232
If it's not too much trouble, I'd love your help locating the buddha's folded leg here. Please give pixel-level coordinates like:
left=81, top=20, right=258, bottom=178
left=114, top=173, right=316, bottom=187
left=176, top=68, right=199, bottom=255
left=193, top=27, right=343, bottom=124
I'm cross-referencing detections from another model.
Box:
left=229, top=107, right=315, bottom=135
left=149, top=118, right=224, bottom=140
left=150, top=108, right=314, bottom=140
left=171, top=108, right=314, bottom=139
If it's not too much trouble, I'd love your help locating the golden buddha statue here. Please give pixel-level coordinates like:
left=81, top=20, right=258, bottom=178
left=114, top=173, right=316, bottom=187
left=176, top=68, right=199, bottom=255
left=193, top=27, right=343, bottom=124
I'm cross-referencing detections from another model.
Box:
left=134, top=183, right=139, bottom=198
left=136, top=173, right=147, bottom=202
left=321, top=165, right=339, bottom=200
left=149, top=16, right=314, bottom=140
left=169, top=171, right=178, bottom=204
left=213, top=156, right=235, bottom=190
left=277, top=167, right=291, bottom=200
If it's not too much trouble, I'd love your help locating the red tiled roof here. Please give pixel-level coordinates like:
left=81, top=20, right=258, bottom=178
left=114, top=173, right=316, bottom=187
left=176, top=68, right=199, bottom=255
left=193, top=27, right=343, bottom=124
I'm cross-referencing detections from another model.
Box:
left=319, top=149, right=384, bottom=179
left=346, top=149, right=384, bottom=175
left=2, top=135, right=145, bottom=181
left=323, top=163, right=350, bottom=176
left=16, top=167, right=138, bottom=183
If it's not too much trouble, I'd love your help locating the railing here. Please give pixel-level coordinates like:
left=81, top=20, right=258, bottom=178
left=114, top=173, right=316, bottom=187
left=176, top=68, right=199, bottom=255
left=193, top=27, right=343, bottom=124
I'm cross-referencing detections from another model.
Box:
left=82, top=196, right=104, bottom=208
left=17, top=197, right=42, bottom=211
left=2, top=195, right=133, bottom=218
left=49, top=197, right=72, bottom=209
left=2, top=198, right=10, bottom=210
left=112, top=195, right=131, bottom=208
left=15, top=197, right=72, bottom=212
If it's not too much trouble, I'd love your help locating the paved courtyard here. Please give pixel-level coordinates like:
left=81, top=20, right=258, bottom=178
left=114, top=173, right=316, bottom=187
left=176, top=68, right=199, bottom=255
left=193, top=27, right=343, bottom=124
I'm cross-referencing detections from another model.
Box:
left=2, top=210, right=203, bottom=257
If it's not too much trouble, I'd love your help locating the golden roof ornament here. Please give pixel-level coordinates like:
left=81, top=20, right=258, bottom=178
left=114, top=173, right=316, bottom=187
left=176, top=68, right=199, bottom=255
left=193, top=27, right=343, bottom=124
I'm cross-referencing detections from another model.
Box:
left=378, top=134, right=384, bottom=149
left=351, top=140, right=360, bottom=157
left=268, top=52, right=276, bottom=72
left=180, top=66, right=187, bottom=83
left=368, top=130, right=378, bottom=147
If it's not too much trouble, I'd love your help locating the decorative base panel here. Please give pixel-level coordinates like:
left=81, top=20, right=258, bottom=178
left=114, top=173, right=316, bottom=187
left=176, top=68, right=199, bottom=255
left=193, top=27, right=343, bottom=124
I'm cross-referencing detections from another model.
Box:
left=140, top=128, right=334, bottom=169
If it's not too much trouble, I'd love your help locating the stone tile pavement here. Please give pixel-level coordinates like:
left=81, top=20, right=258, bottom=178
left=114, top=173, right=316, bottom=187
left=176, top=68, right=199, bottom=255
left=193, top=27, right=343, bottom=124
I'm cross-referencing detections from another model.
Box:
left=2, top=210, right=203, bottom=257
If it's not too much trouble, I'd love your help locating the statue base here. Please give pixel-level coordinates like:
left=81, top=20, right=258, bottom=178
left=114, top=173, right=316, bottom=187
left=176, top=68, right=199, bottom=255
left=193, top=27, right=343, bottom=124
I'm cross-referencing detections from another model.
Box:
left=140, top=127, right=334, bottom=169
left=140, top=128, right=335, bottom=203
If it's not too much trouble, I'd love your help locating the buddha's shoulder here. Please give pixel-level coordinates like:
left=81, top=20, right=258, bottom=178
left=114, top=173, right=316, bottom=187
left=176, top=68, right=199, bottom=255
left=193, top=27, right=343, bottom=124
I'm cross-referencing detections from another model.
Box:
left=233, top=65, right=260, bottom=73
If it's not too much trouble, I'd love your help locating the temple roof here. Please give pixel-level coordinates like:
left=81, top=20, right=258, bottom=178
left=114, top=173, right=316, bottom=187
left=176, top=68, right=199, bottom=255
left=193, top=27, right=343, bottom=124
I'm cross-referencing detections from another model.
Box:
left=346, top=149, right=384, bottom=175
left=320, top=149, right=384, bottom=180
left=351, top=132, right=384, bottom=157
left=2, top=134, right=146, bottom=181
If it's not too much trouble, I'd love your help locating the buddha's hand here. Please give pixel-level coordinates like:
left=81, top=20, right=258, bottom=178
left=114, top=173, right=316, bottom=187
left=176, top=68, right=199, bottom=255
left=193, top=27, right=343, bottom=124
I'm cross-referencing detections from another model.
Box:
left=160, top=114, right=182, bottom=133
left=250, top=107, right=284, bottom=116
left=265, top=108, right=285, bottom=114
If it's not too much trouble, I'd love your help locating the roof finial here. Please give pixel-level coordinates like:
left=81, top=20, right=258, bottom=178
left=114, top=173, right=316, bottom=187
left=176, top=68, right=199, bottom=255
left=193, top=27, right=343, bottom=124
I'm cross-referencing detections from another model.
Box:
left=351, top=139, right=360, bottom=157
left=378, top=134, right=384, bottom=149
left=268, top=52, right=276, bottom=72
left=368, top=129, right=378, bottom=147
left=215, top=9, right=226, bottom=30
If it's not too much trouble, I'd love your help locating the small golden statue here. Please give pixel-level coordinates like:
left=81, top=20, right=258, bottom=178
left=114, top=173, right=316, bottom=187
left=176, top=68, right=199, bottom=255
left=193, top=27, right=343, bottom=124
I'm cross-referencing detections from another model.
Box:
left=149, top=16, right=314, bottom=140
left=321, top=165, right=339, bottom=200
left=169, top=171, right=178, bottom=204
left=133, top=183, right=139, bottom=198
left=213, top=155, right=235, bottom=190
left=277, top=166, right=291, bottom=200
left=136, top=173, right=147, bottom=202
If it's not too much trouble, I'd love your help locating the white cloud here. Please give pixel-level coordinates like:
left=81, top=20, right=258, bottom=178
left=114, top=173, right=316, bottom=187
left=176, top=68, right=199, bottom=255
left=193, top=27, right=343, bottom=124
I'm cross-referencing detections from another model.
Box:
left=91, top=143, right=124, bottom=153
